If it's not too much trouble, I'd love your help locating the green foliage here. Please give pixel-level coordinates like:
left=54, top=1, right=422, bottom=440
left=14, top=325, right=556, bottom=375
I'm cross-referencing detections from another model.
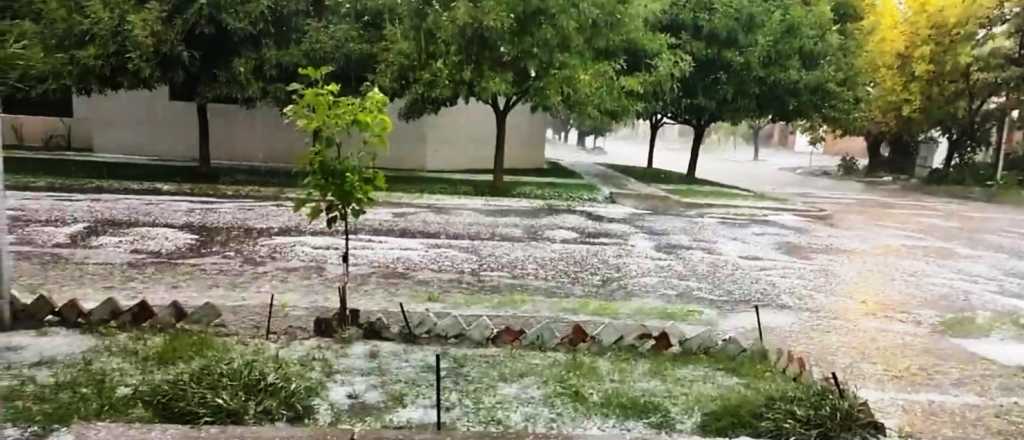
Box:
left=284, top=66, right=392, bottom=228
left=602, top=163, right=744, bottom=189
left=698, top=383, right=885, bottom=440
left=0, top=331, right=322, bottom=427
left=136, top=347, right=321, bottom=425
left=837, top=154, right=862, bottom=176
left=925, top=160, right=996, bottom=186
left=650, top=0, right=858, bottom=177
left=380, top=0, right=653, bottom=185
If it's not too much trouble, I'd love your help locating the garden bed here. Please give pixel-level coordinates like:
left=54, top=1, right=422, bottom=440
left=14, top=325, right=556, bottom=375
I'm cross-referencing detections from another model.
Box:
left=0, top=330, right=883, bottom=439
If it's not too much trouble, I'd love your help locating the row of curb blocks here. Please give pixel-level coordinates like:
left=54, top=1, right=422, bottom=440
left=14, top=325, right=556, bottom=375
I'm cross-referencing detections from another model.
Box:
left=361, top=311, right=759, bottom=359
left=7, top=293, right=223, bottom=330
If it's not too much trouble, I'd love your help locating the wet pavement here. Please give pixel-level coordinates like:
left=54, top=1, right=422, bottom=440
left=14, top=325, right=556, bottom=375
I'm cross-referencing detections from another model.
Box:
left=4, top=138, right=1024, bottom=438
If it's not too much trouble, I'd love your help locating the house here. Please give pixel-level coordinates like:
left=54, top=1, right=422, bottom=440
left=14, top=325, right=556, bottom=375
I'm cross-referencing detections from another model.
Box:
left=1, top=88, right=547, bottom=170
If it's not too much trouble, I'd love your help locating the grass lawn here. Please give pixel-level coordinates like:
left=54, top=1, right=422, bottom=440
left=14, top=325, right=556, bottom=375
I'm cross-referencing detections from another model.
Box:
left=602, top=163, right=777, bottom=203
left=602, top=163, right=739, bottom=188
left=384, top=174, right=605, bottom=202
left=3, top=155, right=604, bottom=202
left=0, top=331, right=881, bottom=439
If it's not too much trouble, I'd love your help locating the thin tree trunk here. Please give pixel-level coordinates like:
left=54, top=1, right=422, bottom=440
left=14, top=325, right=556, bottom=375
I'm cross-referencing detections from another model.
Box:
left=493, top=109, right=508, bottom=187
left=994, top=104, right=1009, bottom=182
left=647, top=119, right=661, bottom=169
left=686, top=125, right=707, bottom=179
left=197, top=101, right=211, bottom=173
left=942, top=136, right=958, bottom=171
left=752, top=125, right=763, bottom=161
left=340, top=214, right=350, bottom=320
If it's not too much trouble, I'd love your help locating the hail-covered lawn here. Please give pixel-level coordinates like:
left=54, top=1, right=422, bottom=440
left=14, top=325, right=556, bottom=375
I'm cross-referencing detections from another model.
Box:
left=285, top=339, right=785, bottom=434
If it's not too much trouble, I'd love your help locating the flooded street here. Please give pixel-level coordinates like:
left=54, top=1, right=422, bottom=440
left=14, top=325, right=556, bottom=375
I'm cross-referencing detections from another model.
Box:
left=5, top=139, right=1024, bottom=438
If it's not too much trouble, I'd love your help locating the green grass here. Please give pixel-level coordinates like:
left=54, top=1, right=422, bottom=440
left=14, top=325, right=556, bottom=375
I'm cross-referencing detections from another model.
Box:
left=698, top=380, right=885, bottom=439
left=939, top=312, right=1024, bottom=338
left=0, top=332, right=881, bottom=438
left=427, top=161, right=582, bottom=179
left=601, top=163, right=777, bottom=203
left=0, top=331, right=325, bottom=428
left=418, top=293, right=702, bottom=322
left=384, top=174, right=605, bottom=202
left=337, top=343, right=879, bottom=437
left=602, top=163, right=738, bottom=188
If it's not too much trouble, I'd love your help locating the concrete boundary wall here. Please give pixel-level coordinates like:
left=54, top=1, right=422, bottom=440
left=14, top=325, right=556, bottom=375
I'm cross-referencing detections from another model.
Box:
left=3, top=89, right=546, bottom=171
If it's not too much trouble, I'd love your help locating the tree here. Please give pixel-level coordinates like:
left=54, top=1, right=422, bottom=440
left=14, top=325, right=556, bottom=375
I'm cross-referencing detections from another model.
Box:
left=380, top=0, right=649, bottom=187
left=650, top=0, right=859, bottom=178
left=748, top=118, right=769, bottom=160
left=29, top=0, right=314, bottom=172
left=284, top=66, right=392, bottom=320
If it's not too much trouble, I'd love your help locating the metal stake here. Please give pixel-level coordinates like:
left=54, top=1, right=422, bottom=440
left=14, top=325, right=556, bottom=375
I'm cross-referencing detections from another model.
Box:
left=754, top=305, right=764, bottom=344
left=265, top=293, right=275, bottom=340
left=399, top=302, right=414, bottom=337
left=831, top=371, right=845, bottom=399
left=435, top=353, right=442, bottom=431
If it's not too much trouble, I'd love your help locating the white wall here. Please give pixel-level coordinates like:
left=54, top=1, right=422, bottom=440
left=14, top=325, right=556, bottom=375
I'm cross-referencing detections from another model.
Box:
left=69, top=88, right=545, bottom=170
left=423, top=101, right=546, bottom=170
left=0, top=114, right=92, bottom=149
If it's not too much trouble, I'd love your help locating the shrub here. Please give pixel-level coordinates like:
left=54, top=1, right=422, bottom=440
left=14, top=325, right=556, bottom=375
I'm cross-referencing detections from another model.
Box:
left=926, top=160, right=997, bottom=186
left=0, top=332, right=323, bottom=427
left=836, top=154, right=861, bottom=176
left=137, top=345, right=322, bottom=425
left=698, top=383, right=885, bottom=440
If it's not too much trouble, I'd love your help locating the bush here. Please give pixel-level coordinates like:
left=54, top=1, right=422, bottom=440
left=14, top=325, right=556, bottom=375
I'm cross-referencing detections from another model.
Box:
left=698, top=383, right=885, bottom=440
left=926, top=160, right=996, bottom=186
left=137, top=346, right=322, bottom=425
left=0, top=332, right=324, bottom=427
left=836, top=154, right=861, bottom=176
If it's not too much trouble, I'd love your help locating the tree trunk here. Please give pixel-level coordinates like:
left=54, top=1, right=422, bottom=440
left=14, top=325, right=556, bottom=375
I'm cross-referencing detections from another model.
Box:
left=942, top=137, right=958, bottom=171
left=340, top=214, right=350, bottom=320
left=686, top=125, right=707, bottom=179
left=752, top=125, right=763, bottom=161
left=493, top=109, right=508, bottom=187
left=994, top=105, right=1009, bottom=182
left=196, top=101, right=211, bottom=173
left=561, top=130, right=569, bottom=143
left=864, top=132, right=885, bottom=175
left=886, top=134, right=918, bottom=175
left=576, top=130, right=587, bottom=148
left=646, top=120, right=661, bottom=168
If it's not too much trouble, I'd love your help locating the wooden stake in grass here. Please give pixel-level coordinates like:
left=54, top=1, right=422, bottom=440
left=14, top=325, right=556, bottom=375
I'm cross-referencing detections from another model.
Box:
left=435, top=353, right=442, bottom=431
left=399, top=302, right=414, bottom=338
left=754, top=305, right=764, bottom=344
left=265, top=293, right=275, bottom=340
left=831, top=371, right=845, bottom=399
